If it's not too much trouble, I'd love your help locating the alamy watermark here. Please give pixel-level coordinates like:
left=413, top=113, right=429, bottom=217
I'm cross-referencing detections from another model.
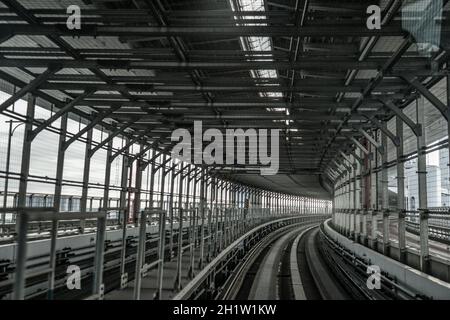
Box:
left=66, top=5, right=81, bottom=30
left=366, top=265, right=381, bottom=290
left=66, top=265, right=81, bottom=290
left=171, top=121, right=280, bottom=176
left=366, top=5, right=381, bottom=30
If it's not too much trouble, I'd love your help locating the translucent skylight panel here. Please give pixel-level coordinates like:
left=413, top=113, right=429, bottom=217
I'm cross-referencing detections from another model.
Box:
left=229, top=0, right=283, bottom=99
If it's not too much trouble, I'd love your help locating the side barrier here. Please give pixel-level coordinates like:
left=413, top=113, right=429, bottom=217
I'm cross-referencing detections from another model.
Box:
left=323, top=219, right=450, bottom=300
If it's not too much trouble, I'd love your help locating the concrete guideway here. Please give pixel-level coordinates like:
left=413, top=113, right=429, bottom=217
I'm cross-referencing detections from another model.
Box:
left=324, top=219, right=450, bottom=300
left=248, top=224, right=317, bottom=300
left=173, top=215, right=328, bottom=300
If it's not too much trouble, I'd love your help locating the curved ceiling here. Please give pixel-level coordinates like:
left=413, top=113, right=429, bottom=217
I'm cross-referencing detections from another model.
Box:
left=0, top=0, right=448, bottom=198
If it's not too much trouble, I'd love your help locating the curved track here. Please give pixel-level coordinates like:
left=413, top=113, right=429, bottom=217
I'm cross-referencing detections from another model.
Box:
left=222, top=223, right=384, bottom=300
left=217, top=222, right=311, bottom=300
left=303, top=229, right=350, bottom=299
left=248, top=226, right=313, bottom=299
left=221, top=223, right=349, bottom=300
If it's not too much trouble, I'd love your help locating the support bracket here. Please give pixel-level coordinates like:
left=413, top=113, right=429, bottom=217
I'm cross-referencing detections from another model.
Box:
left=403, top=75, right=448, bottom=120
left=30, top=89, right=95, bottom=141
left=357, top=128, right=384, bottom=154
left=379, top=98, right=421, bottom=137
left=364, top=116, right=400, bottom=147
left=349, top=136, right=370, bottom=155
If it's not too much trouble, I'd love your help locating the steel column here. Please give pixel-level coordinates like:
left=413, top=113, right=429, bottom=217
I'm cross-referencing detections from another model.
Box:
left=396, top=116, right=406, bottom=262
left=417, top=96, right=429, bottom=272
left=47, top=112, right=67, bottom=299
left=168, top=165, right=176, bottom=259
left=175, top=164, right=185, bottom=291
left=13, top=94, right=35, bottom=300
left=381, top=121, right=390, bottom=255
left=79, top=129, right=93, bottom=233
left=198, top=168, right=206, bottom=269
left=119, top=139, right=131, bottom=282
left=2, top=120, right=13, bottom=231
left=155, top=153, right=168, bottom=300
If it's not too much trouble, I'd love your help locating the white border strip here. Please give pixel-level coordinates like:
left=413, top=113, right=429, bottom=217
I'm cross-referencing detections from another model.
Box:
left=290, top=225, right=317, bottom=300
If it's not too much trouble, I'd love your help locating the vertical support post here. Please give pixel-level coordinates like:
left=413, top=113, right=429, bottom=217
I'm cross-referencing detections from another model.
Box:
left=191, top=171, right=199, bottom=267
left=207, top=178, right=214, bottom=261
left=355, top=150, right=363, bottom=242
left=214, top=179, right=220, bottom=254
left=133, top=145, right=144, bottom=226
left=91, top=132, right=113, bottom=300
left=168, top=165, right=176, bottom=259
left=276, top=193, right=280, bottom=215
left=231, top=185, right=236, bottom=240
left=2, top=120, right=13, bottom=232
left=223, top=182, right=229, bottom=246
left=13, top=94, right=35, bottom=300
left=133, top=209, right=146, bottom=300
left=396, top=117, right=406, bottom=262
left=332, top=192, right=336, bottom=226
left=345, top=171, right=350, bottom=235
left=133, top=146, right=145, bottom=300
left=219, top=181, right=224, bottom=252
left=175, top=164, right=184, bottom=291
left=79, top=129, right=93, bottom=233
left=155, top=154, right=167, bottom=299
left=47, top=112, right=68, bottom=299
left=350, top=163, right=355, bottom=238
left=198, top=168, right=206, bottom=269
left=186, top=167, right=195, bottom=279
left=370, top=141, right=379, bottom=250
left=417, top=96, right=429, bottom=272
left=381, top=121, right=390, bottom=256
left=92, top=216, right=106, bottom=298
left=119, top=139, right=130, bottom=280
left=353, top=156, right=358, bottom=241
left=361, top=142, right=369, bottom=245
left=149, top=150, right=156, bottom=209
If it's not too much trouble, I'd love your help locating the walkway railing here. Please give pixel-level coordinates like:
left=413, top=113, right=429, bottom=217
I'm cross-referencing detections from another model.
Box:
left=0, top=204, right=320, bottom=300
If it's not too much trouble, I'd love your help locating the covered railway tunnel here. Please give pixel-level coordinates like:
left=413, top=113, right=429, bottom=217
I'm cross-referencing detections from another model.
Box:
left=0, top=0, right=449, bottom=303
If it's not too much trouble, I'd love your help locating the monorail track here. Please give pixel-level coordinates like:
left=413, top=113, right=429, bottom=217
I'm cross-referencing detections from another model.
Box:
left=217, top=223, right=337, bottom=300
left=220, top=221, right=421, bottom=300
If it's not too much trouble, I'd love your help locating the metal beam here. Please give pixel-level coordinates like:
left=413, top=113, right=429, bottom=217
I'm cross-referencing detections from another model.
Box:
left=110, top=128, right=155, bottom=162
left=349, top=136, right=370, bottom=155
left=404, top=76, right=448, bottom=120
left=0, top=57, right=429, bottom=71
left=350, top=151, right=364, bottom=165
left=63, top=106, right=121, bottom=150
left=88, top=120, right=137, bottom=157
left=364, top=117, right=400, bottom=147
left=30, top=90, right=94, bottom=140
left=379, top=98, right=421, bottom=137
left=357, top=128, right=383, bottom=153
left=0, top=67, right=59, bottom=113
left=2, top=23, right=412, bottom=38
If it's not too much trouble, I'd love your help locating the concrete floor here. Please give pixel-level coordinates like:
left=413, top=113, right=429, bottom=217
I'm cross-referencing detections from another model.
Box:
left=105, top=244, right=214, bottom=300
